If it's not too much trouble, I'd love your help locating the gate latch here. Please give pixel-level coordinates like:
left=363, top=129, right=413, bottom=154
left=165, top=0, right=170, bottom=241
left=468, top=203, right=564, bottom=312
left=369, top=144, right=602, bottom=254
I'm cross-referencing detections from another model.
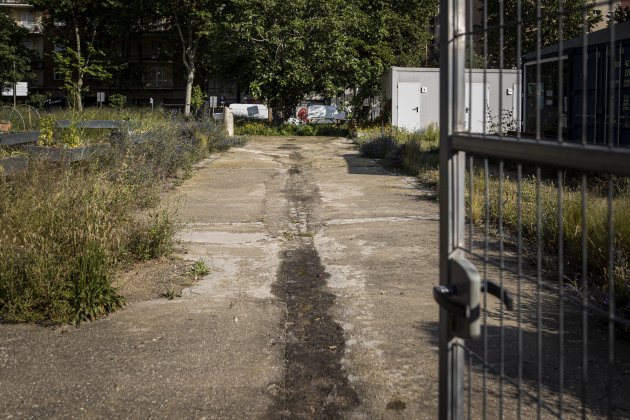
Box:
left=433, top=256, right=513, bottom=339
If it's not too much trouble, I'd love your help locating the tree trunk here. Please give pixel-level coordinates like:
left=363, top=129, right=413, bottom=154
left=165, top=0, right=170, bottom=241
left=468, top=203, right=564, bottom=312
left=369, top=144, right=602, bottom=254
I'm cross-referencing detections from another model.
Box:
left=184, top=66, right=194, bottom=117
left=74, top=23, right=83, bottom=112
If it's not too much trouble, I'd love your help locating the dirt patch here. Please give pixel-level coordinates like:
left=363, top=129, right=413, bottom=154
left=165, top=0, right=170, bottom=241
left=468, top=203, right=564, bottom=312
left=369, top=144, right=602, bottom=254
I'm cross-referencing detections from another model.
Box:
left=267, top=148, right=359, bottom=418
left=113, top=258, right=197, bottom=303
left=289, top=151, right=304, bottom=160
left=269, top=243, right=359, bottom=418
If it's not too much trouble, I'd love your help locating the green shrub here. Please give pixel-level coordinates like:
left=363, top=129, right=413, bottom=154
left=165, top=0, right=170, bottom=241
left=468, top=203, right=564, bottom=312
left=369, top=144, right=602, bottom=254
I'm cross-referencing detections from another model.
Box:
left=356, top=134, right=399, bottom=160
left=234, top=120, right=349, bottom=137
left=127, top=210, right=176, bottom=261
left=27, top=92, right=50, bottom=110
left=109, top=94, right=127, bottom=109
left=190, top=259, right=211, bottom=277
left=0, top=164, right=127, bottom=323
left=0, top=110, right=247, bottom=325
left=191, top=85, right=207, bottom=111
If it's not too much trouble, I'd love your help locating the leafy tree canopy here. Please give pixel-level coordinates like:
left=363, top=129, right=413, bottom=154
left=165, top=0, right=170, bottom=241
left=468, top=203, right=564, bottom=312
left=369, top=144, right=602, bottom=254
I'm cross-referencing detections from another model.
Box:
left=217, top=0, right=437, bottom=121
left=0, top=11, right=33, bottom=86
left=483, top=0, right=602, bottom=68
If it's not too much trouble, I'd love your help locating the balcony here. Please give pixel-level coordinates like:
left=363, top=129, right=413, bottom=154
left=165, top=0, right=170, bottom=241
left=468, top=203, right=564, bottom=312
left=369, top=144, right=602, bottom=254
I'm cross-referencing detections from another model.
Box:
left=0, top=0, right=31, bottom=6
left=17, top=21, right=42, bottom=33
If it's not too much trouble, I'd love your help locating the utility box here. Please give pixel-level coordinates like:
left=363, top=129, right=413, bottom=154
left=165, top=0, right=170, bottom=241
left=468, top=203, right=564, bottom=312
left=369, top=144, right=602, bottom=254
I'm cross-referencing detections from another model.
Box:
left=383, top=67, right=521, bottom=133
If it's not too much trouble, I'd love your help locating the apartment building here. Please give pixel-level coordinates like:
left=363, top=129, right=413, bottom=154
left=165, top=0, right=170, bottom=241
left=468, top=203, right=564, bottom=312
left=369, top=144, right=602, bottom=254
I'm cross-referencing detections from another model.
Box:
left=0, top=0, right=45, bottom=89
left=1, top=1, right=244, bottom=107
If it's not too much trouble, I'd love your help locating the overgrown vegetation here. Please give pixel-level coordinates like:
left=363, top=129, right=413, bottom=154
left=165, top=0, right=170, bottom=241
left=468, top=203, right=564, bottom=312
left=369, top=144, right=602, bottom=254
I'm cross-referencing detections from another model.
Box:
left=235, top=120, right=349, bottom=137
left=355, top=127, right=630, bottom=333
left=189, top=259, right=211, bottom=278
left=0, top=110, right=247, bottom=324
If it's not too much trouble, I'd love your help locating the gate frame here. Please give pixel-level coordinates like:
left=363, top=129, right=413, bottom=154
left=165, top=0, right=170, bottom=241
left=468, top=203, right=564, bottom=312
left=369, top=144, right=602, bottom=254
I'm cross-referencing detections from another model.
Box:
left=438, top=1, right=630, bottom=419
left=438, top=0, right=466, bottom=418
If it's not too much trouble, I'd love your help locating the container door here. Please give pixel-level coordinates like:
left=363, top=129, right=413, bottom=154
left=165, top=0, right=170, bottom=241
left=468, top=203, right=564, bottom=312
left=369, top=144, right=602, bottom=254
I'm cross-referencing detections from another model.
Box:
left=397, top=82, right=422, bottom=131
left=465, top=83, right=489, bottom=133
left=513, top=83, right=521, bottom=129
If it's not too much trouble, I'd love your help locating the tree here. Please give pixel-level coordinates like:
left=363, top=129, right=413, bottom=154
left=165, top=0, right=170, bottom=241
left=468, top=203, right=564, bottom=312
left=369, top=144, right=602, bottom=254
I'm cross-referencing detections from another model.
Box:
left=215, top=0, right=438, bottom=122
left=143, top=0, right=223, bottom=117
left=608, top=4, right=630, bottom=25
left=30, top=0, right=122, bottom=111
left=0, top=11, right=33, bottom=88
left=482, top=0, right=602, bottom=68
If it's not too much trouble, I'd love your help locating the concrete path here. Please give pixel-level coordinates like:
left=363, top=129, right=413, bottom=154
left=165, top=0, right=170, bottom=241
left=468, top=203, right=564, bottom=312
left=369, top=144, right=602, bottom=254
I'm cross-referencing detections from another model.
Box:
left=0, top=136, right=441, bottom=419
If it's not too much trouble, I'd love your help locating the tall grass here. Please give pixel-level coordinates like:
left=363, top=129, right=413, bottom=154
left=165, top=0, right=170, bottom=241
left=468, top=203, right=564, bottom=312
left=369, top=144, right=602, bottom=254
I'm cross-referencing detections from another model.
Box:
left=469, top=172, right=630, bottom=315
left=0, top=112, right=247, bottom=324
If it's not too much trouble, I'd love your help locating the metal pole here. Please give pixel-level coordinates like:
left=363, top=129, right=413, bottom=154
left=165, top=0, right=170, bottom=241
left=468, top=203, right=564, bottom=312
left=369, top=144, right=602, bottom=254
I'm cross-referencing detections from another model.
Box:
left=439, top=0, right=466, bottom=417
left=13, top=62, right=16, bottom=108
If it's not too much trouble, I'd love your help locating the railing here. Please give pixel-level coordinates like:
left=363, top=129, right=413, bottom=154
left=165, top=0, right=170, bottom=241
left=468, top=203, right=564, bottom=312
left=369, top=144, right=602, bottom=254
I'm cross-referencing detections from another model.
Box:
left=0, top=0, right=31, bottom=5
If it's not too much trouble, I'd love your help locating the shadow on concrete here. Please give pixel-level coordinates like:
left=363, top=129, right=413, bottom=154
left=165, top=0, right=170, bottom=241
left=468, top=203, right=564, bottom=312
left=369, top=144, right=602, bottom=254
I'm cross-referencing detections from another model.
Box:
left=415, top=299, right=630, bottom=418
left=341, top=154, right=398, bottom=176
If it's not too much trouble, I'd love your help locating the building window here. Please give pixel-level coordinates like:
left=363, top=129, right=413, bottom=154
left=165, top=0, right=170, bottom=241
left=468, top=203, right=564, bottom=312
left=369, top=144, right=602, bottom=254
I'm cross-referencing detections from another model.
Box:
left=53, top=69, right=64, bottom=81
left=153, top=68, right=164, bottom=86
left=20, top=12, right=32, bottom=23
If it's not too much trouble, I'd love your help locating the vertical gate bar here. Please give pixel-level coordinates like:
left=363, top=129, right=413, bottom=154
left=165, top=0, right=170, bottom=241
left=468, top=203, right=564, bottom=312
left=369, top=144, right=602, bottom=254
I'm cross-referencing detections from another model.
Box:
left=467, top=155, right=473, bottom=419
left=483, top=158, right=490, bottom=420
left=607, top=178, right=615, bottom=419
left=557, top=1, right=564, bottom=144
left=606, top=1, right=616, bottom=414
left=580, top=6, right=589, bottom=414
left=467, top=0, right=472, bottom=135
left=483, top=0, right=488, bottom=135
left=517, top=164, right=523, bottom=420
left=498, top=0, right=504, bottom=135
left=536, top=166, right=543, bottom=420
left=581, top=174, right=588, bottom=420
left=439, top=0, right=466, bottom=417
left=535, top=0, right=542, bottom=141
left=499, top=161, right=505, bottom=418
left=617, top=47, right=622, bottom=146
left=557, top=170, right=565, bottom=418
left=581, top=6, right=588, bottom=149
left=517, top=0, right=522, bottom=138
left=469, top=156, right=474, bottom=253
left=468, top=351, right=472, bottom=420
left=608, top=1, right=615, bottom=149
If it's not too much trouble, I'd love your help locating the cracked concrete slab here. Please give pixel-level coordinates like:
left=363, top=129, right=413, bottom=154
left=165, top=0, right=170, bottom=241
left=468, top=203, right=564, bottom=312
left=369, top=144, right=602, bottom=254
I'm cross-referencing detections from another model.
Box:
left=0, top=135, right=444, bottom=419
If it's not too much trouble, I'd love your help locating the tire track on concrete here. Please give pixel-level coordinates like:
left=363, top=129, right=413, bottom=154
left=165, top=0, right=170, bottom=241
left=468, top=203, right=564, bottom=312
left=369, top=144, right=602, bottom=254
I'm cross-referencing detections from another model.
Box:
left=267, top=149, right=359, bottom=418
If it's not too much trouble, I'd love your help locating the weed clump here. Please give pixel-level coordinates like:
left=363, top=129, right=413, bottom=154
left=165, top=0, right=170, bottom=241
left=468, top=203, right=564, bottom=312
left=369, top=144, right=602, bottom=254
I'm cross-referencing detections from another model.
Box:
left=0, top=111, right=246, bottom=324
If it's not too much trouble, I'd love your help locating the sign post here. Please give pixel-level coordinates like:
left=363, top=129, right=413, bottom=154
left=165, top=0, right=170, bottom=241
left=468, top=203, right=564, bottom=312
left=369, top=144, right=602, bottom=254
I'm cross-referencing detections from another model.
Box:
left=96, top=92, right=105, bottom=107
left=209, top=96, right=217, bottom=115
left=2, top=82, right=28, bottom=106
left=150, top=97, right=154, bottom=112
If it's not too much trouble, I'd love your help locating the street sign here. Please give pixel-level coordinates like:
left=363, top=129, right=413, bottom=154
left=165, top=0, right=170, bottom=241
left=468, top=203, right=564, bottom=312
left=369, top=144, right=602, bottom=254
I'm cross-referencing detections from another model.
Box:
left=208, top=96, right=217, bottom=107
left=1, top=82, right=28, bottom=97
left=97, top=92, right=105, bottom=103
left=16, top=82, right=28, bottom=96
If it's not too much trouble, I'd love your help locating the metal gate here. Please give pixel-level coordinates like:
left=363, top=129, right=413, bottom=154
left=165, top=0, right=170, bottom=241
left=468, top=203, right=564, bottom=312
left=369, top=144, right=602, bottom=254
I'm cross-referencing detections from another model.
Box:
left=436, top=0, right=630, bottom=418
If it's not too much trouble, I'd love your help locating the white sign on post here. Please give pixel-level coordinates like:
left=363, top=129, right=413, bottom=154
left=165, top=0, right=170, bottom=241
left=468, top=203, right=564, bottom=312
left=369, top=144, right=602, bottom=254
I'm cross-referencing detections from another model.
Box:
left=208, top=96, right=217, bottom=108
left=97, top=92, right=105, bottom=103
left=1, top=82, right=28, bottom=97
